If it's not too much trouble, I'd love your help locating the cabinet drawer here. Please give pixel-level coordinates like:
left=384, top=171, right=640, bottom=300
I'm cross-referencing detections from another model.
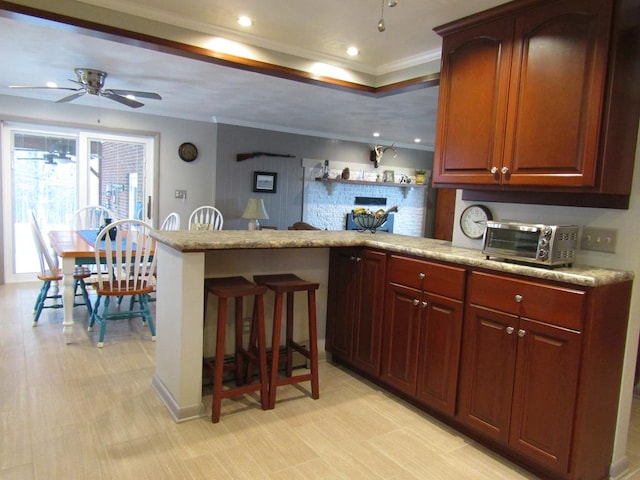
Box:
left=388, top=255, right=465, bottom=300
left=468, top=272, right=585, bottom=330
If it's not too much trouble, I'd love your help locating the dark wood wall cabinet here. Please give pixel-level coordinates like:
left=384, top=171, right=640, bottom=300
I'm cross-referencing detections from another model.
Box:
left=432, top=0, right=640, bottom=208
left=325, top=247, right=632, bottom=480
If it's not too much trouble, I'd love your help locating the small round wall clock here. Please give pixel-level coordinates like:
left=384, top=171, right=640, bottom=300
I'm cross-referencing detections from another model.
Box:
left=459, top=204, right=493, bottom=239
left=178, top=142, right=198, bottom=162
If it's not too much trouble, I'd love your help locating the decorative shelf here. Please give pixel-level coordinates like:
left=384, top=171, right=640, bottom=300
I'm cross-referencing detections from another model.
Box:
left=314, top=177, right=427, bottom=198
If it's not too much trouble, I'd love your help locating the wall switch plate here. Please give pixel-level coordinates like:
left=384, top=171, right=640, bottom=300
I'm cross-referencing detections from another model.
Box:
left=174, top=189, right=187, bottom=199
left=581, top=227, right=617, bottom=253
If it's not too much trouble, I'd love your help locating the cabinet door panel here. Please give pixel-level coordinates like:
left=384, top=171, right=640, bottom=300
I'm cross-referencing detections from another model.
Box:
left=415, top=293, right=463, bottom=415
left=352, top=250, right=386, bottom=376
left=381, top=283, right=422, bottom=395
left=458, top=305, right=518, bottom=443
left=326, top=249, right=359, bottom=358
left=504, top=0, right=611, bottom=186
left=433, top=17, right=513, bottom=185
left=509, top=318, right=581, bottom=474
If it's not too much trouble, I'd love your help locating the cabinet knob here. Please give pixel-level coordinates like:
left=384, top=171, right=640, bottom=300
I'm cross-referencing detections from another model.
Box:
left=421, top=301, right=428, bottom=309
left=490, top=166, right=498, bottom=174
left=506, top=326, right=515, bottom=334
left=413, top=299, right=420, bottom=306
left=501, top=166, right=509, bottom=175
left=418, top=272, right=426, bottom=280
left=514, top=294, right=523, bottom=303
left=518, top=329, right=526, bottom=337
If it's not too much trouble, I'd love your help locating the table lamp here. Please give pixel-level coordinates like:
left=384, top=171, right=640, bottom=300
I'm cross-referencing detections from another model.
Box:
left=241, top=198, right=269, bottom=230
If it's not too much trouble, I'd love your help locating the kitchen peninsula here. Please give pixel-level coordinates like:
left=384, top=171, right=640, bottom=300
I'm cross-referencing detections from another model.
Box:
left=150, top=229, right=633, bottom=480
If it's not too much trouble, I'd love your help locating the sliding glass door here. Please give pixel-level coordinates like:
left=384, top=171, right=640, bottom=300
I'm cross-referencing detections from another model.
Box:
left=1, top=122, right=155, bottom=282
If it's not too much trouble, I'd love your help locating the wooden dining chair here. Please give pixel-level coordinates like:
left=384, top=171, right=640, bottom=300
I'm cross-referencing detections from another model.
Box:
left=30, top=211, right=93, bottom=326
left=188, top=206, right=223, bottom=230
left=88, top=219, right=157, bottom=347
left=70, top=205, right=116, bottom=230
left=159, top=212, right=181, bottom=230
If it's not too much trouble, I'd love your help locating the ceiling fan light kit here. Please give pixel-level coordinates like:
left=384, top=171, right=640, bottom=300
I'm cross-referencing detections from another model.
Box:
left=9, top=68, right=162, bottom=109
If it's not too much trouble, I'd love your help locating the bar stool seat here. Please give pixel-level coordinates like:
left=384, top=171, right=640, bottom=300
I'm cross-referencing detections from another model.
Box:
left=253, top=273, right=320, bottom=409
left=204, top=276, right=269, bottom=423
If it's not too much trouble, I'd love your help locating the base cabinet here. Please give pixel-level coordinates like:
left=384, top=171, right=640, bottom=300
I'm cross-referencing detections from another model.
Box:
left=325, top=248, right=387, bottom=377
left=381, top=255, right=465, bottom=416
left=326, top=249, right=632, bottom=480
left=458, top=271, right=630, bottom=479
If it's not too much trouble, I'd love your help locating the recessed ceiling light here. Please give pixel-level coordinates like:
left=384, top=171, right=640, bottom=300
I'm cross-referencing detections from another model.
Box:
left=373, top=132, right=380, bottom=137
left=414, top=138, right=421, bottom=143
left=46, top=81, right=57, bottom=88
left=237, top=16, right=253, bottom=27
left=346, top=46, right=359, bottom=56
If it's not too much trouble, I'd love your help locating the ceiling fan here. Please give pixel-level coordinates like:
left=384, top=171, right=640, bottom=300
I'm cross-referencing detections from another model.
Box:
left=9, top=68, right=162, bottom=108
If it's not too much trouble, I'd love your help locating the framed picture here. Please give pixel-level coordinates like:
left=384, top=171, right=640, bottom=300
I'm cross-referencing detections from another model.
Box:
left=253, top=171, right=277, bottom=193
left=383, top=170, right=395, bottom=183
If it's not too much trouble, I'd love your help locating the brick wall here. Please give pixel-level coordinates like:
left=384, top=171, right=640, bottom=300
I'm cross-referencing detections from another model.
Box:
left=302, top=159, right=428, bottom=236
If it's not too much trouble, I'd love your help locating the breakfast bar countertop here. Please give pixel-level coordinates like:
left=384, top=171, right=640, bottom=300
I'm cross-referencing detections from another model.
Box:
left=150, top=230, right=633, bottom=288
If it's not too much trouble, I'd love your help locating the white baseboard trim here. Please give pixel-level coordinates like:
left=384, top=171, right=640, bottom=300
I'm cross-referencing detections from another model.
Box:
left=152, top=375, right=205, bottom=422
left=609, top=455, right=630, bottom=480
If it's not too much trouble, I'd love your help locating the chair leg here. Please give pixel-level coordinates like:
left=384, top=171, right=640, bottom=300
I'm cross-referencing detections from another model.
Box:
left=285, top=292, right=295, bottom=377
left=140, top=294, right=156, bottom=340
left=33, top=281, right=50, bottom=326
left=97, top=297, right=111, bottom=348
left=78, top=279, right=92, bottom=315
left=307, top=290, right=320, bottom=400
left=88, top=296, right=101, bottom=331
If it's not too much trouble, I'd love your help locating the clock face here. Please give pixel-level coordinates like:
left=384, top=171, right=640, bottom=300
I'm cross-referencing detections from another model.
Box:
left=460, top=204, right=493, bottom=239
left=178, top=142, right=198, bottom=162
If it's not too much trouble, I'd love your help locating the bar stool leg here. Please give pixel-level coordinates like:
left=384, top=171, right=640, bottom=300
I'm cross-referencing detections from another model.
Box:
left=285, top=292, right=294, bottom=377
left=308, top=289, right=320, bottom=399
left=212, top=296, right=228, bottom=424
left=254, top=293, right=269, bottom=410
left=234, top=296, right=244, bottom=386
left=269, top=290, right=285, bottom=409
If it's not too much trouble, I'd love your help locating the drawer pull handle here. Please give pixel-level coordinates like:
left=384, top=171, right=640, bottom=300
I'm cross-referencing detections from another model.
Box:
left=418, top=272, right=426, bottom=280
left=413, top=299, right=420, bottom=306
left=518, top=329, right=526, bottom=337
left=514, top=294, right=523, bottom=303
left=505, top=326, right=514, bottom=335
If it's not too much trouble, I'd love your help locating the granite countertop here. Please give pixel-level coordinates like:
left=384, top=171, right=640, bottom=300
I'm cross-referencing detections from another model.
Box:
left=150, top=230, right=634, bottom=287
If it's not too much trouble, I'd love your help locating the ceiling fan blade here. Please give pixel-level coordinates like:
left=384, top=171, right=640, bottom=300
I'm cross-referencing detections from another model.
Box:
left=102, top=91, right=144, bottom=108
left=108, top=89, right=162, bottom=100
left=9, top=85, right=80, bottom=92
left=56, top=91, right=87, bottom=103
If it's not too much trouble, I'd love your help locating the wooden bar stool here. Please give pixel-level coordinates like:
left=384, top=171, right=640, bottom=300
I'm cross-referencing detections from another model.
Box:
left=253, top=273, right=320, bottom=409
left=204, top=276, right=269, bottom=423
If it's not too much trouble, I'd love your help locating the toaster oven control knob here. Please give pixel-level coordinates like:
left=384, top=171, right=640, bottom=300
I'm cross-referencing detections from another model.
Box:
left=539, top=237, right=549, bottom=247
left=538, top=248, right=548, bottom=260
left=543, top=226, right=553, bottom=236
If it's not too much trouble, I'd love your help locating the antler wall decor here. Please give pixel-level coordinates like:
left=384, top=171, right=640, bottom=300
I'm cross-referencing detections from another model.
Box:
left=370, top=144, right=398, bottom=168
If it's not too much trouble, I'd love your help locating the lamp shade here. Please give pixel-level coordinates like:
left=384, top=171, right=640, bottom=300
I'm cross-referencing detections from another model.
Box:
left=241, top=198, right=269, bottom=230
left=241, top=198, right=269, bottom=220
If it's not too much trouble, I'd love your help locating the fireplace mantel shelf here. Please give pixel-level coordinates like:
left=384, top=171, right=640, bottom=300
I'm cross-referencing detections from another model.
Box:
left=314, top=177, right=426, bottom=197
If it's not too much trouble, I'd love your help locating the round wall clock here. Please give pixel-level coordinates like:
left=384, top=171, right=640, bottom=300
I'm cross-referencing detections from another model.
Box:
left=178, top=142, right=198, bottom=162
left=459, top=204, right=493, bottom=239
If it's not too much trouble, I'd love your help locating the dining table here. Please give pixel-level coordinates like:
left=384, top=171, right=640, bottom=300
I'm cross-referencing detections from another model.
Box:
left=48, top=229, right=110, bottom=344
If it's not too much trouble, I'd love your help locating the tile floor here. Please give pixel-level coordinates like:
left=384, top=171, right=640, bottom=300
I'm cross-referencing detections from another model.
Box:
left=1, top=282, right=638, bottom=479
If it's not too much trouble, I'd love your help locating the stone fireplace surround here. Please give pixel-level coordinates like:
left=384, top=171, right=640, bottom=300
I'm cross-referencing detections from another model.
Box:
left=301, top=158, right=428, bottom=236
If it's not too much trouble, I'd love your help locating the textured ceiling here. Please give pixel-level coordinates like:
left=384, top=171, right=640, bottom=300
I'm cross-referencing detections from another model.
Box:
left=0, top=0, right=509, bottom=149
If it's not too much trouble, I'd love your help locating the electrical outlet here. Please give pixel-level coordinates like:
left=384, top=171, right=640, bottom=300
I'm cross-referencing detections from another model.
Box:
left=242, top=317, right=252, bottom=334
left=581, top=227, right=617, bottom=253
left=174, top=189, right=187, bottom=199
